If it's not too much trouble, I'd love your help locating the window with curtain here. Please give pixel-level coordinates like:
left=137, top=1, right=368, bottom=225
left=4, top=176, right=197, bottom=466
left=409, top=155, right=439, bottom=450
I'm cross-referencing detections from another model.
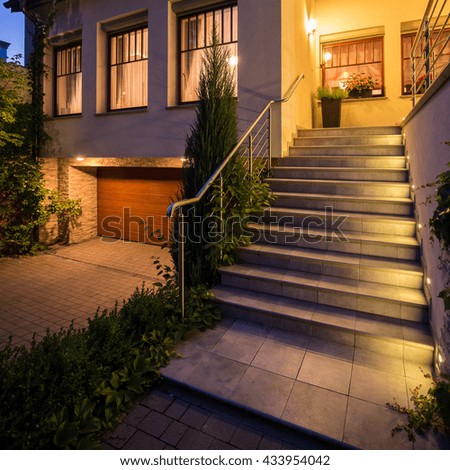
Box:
left=109, top=26, right=148, bottom=110
left=322, top=36, right=384, bottom=96
left=55, top=44, right=82, bottom=116
left=401, top=31, right=450, bottom=95
left=179, top=4, right=238, bottom=103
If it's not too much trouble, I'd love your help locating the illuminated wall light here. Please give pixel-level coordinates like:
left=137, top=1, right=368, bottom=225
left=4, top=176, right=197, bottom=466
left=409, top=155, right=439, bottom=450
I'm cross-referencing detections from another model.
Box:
left=229, top=55, right=238, bottom=67
left=418, top=223, right=422, bottom=229
left=324, top=51, right=332, bottom=62
left=439, top=352, right=444, bottom=363
left=412, top=184, right=416, bottom=190
left=427, top=277, right=431, bottom=285
left=306, top=18, right=317, bottom=35
left=76, top=157, right=84, bottom=162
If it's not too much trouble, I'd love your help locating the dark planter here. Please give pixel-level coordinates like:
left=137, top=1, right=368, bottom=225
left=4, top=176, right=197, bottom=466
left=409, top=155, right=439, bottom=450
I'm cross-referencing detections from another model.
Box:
left=348, top=88, right=372, bottom=98
left=321, top=98, right=342, bottom=128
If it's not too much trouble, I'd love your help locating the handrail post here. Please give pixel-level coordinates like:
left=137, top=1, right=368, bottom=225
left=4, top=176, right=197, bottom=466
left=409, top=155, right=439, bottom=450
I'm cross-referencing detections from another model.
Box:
left=178, top=206, right=185, bottom=319
left=219, top=174, right=224, bottom=261
left=248, top=134, right=253, bottom=175
left=268, top=107, right=272, bottom=170
left=425, top=16, right=431, bottom=89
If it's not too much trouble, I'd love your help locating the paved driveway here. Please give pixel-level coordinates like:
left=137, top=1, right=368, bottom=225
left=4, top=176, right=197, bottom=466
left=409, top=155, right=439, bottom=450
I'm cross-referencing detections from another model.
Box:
left=0, top=237, right=172, bottom=347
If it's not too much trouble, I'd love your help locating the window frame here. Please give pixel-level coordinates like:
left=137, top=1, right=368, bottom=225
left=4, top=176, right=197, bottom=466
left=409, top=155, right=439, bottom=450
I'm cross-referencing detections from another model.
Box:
left=54, top=42, right=82, bottom=117
left=107, top=23, right=149, bottom=112
left=177, top=2, right=238, bottom=105
left=321, top=35, right=385, bottom=97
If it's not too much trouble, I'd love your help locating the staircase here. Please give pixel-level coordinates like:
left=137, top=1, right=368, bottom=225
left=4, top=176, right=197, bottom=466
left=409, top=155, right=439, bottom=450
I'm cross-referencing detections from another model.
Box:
left=213, top=126, right=433, bottom=365
left=163, top=126, right=438, bottom=449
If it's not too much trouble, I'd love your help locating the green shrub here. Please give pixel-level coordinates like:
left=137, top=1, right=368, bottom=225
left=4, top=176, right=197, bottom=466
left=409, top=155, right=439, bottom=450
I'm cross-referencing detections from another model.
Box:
left=0, top=279, right=220, bottom=449
left=316, top=86, right=348, bottom=100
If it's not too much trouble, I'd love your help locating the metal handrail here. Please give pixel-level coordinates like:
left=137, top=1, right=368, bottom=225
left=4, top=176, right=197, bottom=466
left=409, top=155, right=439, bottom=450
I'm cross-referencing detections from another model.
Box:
left=167, top=73, right=305, bottom=317
left=167, top=73, right=304, bottom=218
left=411, top=0, right=450, bottom=105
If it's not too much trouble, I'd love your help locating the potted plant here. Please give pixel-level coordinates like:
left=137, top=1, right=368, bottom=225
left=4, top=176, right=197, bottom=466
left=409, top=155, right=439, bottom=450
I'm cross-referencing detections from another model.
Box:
left=316, top=86, right=348, bottom=128
left=343, top=72, right=379, bottom=98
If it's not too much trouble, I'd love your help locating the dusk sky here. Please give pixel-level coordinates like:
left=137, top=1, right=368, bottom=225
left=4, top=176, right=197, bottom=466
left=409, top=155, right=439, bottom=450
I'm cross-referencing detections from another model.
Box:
left=0, top=6, right=25, bottom=61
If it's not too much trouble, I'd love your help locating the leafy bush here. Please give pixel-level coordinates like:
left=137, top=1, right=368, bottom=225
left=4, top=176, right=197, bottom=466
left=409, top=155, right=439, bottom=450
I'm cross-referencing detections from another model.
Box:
left=389, top=372, right=450, bottom=443
left=0, top=279, right=220, bottom=449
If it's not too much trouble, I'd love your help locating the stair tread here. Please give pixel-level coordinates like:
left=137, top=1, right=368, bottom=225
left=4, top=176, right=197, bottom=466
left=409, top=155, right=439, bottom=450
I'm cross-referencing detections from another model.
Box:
left=272, top=191, right=412, bottom=203
left=265, top=206, right=415, bottom=223
left=297, top=126, right=402, bottom=135
left=238, top=243, right=423, bottom=274
left=219, top=263, right=427, bottom=306
left=250, top=222, right=419, bottom=246
left=273, top=166, right=407, bottom=171
left=267, top=177, right=410, bottom=186
left=212, top=285, right=433, bottom=347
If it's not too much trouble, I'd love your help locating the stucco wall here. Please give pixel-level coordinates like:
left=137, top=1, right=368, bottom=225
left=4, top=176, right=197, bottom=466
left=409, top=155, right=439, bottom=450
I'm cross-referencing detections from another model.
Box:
left=313, top=0, right=427, bottom=128
left=403, top=78, right=450, bottom=373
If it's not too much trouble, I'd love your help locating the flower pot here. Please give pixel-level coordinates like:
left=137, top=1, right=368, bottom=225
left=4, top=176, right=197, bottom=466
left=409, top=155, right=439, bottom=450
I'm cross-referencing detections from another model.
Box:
left=321, top=97, right=342, bottom=128
left=348, top=89, right=372, bottom=99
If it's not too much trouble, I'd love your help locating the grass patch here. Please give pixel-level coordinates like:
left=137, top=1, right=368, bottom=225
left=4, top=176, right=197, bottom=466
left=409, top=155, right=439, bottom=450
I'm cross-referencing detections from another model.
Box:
left=0, top=277, right=220, bottom=449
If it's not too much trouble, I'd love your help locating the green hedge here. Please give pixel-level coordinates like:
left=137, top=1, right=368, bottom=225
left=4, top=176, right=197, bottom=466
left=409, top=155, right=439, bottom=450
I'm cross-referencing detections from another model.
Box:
left=0, top=278, right=220, bottom=449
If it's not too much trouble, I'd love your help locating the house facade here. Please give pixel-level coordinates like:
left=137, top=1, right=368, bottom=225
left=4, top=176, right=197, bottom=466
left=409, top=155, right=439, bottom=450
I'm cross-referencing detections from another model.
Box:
left=4, top=0, right=450, bottom=373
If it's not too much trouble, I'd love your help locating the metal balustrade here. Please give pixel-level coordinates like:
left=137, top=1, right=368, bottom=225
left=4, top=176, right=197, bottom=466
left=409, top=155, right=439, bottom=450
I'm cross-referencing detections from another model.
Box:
left=412, top=0, right=450, bottom=105
left=167, top=74, right=305, bottom=318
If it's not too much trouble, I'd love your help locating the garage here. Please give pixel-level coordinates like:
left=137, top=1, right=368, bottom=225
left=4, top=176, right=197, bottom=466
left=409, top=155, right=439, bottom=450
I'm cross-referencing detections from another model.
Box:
left=97, top=167, right=182, bottom=244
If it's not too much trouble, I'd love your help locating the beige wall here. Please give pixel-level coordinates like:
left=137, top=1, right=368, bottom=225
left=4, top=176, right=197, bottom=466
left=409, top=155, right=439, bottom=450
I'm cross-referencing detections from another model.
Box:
left=403, top=77, right=450, bottom=374
left=313, top=0, right=427, bottom=128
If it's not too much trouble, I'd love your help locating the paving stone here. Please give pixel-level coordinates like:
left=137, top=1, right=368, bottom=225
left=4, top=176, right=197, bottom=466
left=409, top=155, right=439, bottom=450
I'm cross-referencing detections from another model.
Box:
left=230, top=425, right=263, bottom=450
left=123, top=404, right=150, bottom=426
left=122, top=430, right=166, bottom=450
left=138, top=410, right=173, bottom=438
left=165, top=398, right=189, bottom=420
left=209, top=439, right=239, bottom=450
left=140, top=389, right=175, bottom=412
left=160, top=421, right=189, bottom=447
left=104, top=422, right=137, bottom=449
left=201, top=414, right=238, bottom=442
left=177, top=428, right=214, bottom=450
left=258, top=435, right=285, bottom=450
left=180, top=405, right=210, bottom=430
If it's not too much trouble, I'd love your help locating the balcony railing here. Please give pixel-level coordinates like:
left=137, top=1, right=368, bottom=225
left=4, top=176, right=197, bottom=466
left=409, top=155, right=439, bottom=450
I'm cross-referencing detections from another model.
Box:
left=411, top=0, right=450, bottom=105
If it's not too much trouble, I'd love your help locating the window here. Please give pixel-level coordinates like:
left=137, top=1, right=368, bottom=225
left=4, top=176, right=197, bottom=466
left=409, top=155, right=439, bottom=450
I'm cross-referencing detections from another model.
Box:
left=55, top=44, right=82, bottom=116
left=109, top=26, right=148, bottom=110
left=401, top=31, right=450, bottom=95
left=179, top=4, right=238, bottom=103
left=322, top=36, right=384, bottom=96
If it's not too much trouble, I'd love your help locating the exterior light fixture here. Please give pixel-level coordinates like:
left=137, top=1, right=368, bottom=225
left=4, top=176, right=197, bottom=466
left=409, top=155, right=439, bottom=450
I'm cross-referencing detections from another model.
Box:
left=439, top=352, right=444, bottom=363
left=307, top=18, right=317, bottom=35
left=418, top=223, right=422, bottom=229
left=412, top=184, right=416, bottom=190
left=229, top=55, right=238, bottom=67
left=427, top=277, right=431, bottom=285
left=76, top=157, right=84, bottom=162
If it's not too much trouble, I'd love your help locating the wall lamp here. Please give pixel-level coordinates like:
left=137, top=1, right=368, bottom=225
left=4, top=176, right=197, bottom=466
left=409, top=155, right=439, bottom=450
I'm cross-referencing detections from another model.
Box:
left=307, top=18, right=317, bottom=36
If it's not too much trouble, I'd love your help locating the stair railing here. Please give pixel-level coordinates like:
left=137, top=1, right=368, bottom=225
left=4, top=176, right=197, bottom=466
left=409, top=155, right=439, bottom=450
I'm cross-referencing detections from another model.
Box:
left=167, top=73, right=305, bottom=318
left=411, top=0, right=450, bottom=106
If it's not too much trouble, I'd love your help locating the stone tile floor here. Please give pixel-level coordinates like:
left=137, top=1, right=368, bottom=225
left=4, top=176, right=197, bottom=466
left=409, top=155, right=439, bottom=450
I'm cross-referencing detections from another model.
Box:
left=0, top=237, right=170, bottom=347
left=162, top=318, right=450, bottom=450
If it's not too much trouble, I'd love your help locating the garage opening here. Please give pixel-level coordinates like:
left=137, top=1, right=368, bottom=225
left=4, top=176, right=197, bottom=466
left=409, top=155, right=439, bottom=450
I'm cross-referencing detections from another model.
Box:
left=97, top=167, right=182, bottom=244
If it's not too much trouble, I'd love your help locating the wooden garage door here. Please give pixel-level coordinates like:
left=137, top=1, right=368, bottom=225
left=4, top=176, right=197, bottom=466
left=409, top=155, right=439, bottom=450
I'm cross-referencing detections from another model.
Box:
left=97, top=167, right=181, bottom=244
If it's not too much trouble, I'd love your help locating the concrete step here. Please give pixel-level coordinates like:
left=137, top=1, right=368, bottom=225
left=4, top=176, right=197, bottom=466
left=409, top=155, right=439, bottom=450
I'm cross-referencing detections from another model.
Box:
left=218, top=264, right=428, bottom=323
left=272, top=156, right=406, bottom=169
left=289, top=145, right=405, bottom=156
left=297, top=126, right=402, bottom=137
left=249, top=223, right=420, bottom=261
left=293, top=135, right=403, bottom=147
left=211, top=285, right=433, bottom=364
left=267, top=178, right=411, bottom=198
left=237, top=243, right=424, bottom=289
left=272, top=167, right=408, bottom=182
left=271, top=192, right=413, bottom=216
left=262, top=207, right=416, bottom=237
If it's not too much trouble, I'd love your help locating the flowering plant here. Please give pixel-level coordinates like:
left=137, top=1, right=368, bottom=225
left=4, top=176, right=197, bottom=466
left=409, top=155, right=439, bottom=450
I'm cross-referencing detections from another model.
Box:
left=343, top=72, right=379, bottom=92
